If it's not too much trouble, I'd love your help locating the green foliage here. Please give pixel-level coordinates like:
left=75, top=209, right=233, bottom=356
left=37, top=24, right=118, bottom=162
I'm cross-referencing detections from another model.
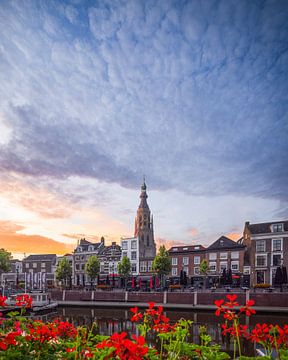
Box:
left=55, top=257, right=72, bottom=287
left=117, top=256, right=131, bottom=278
left=199, top=259, right=208, bottom=275
left=85, top=255, right=100, bottom=282
left=0, top=248, right=12, bottom=274
left=152, top=245, right=171, bottom=276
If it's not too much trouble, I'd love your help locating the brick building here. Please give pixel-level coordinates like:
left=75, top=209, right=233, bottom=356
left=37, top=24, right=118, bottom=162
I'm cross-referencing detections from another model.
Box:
left=243, top=220, right=288, bottom=285
left=22, top=254, right=57, bottom=289
left=205, top=236, right=246, bottom=286
left=168, top=245, right=206, bottom=278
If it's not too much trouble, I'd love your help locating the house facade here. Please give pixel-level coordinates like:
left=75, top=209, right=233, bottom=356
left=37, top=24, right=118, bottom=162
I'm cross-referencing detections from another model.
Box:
left=243, top=220, right=288, bottom=285
left=121, top=237, right=139, bottom=275
left=22, top=254, right=57, bottom=289
left=168, top=245, right=206, bottom=279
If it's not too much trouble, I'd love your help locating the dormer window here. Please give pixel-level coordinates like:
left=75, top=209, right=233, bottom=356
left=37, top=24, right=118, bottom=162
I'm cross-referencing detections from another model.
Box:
left=77, top=246, right=83, bottom=252
left=172, top=248, right=178, bottom=251
left=272, top=224, right=283, bottom=233
left=88, top=245, right=94, bottom=251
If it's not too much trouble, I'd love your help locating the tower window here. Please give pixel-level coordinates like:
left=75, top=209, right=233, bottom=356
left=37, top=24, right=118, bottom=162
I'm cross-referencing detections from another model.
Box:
left=147, top=235, right=149, bottom=246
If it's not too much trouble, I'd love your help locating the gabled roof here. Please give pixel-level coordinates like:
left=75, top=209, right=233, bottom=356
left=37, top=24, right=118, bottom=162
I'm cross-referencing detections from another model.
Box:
left=246, top=220, right=288, bottom=234
left=168, top=245, right=206, bottom=253
left=207, top=236, right=245, bottom=250
left=76, top=238, right=104, bottom=252
left=24, top=254, right=57, bottom=261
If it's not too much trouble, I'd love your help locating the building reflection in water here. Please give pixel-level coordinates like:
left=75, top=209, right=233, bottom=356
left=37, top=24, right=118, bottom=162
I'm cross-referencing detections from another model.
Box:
left=46, top=307, right=288, bottom=357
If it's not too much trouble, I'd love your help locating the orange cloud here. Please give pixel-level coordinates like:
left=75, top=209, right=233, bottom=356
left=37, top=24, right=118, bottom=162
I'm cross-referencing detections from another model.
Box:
left=226, top=232, right=242, bottom=241
left=155, top=237, right=186, bottom=251
left=0, top=220, right=74, bottom=255
left=0, top=175, right=74, bottom=219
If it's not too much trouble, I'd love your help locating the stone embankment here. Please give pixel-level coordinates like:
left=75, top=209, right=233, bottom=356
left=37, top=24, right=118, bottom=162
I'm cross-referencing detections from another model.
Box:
left=50, top=290, right=288, bottom=313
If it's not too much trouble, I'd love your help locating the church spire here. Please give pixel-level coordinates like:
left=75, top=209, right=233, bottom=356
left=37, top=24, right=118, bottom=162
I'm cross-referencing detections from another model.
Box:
left=139, top=177, right=149, bottom=209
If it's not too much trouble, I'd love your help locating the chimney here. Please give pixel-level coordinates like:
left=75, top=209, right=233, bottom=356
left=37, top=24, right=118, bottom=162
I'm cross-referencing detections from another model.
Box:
left=112, top=241, right=116, bottom=246
left=101, top=236, right=105, bottom=245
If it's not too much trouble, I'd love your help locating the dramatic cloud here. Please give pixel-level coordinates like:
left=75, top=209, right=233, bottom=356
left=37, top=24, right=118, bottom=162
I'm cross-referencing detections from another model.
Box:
left=0, top=0, right=287, bottom=255
left=0, top=221, right=74, bottom=255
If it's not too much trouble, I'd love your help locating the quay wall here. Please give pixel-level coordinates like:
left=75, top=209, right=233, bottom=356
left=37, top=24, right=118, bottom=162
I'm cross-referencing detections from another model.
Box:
left=50, top=290, right=288, bottom=310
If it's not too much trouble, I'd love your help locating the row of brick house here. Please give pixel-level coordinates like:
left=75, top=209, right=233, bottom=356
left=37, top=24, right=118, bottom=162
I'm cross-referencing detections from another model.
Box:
left=169, top=220, right=288, bottom=287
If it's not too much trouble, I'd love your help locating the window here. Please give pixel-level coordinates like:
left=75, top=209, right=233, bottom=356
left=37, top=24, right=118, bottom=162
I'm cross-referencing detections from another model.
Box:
left=243, top=266, right=251, bottom=275
left=131, top=263, right=137, bottom=272
left=183, top=247, right=188, bottom=250
left=140, top=261, right=146, bottom=272
left=183, top=266, right=189, bottom=276
left=194, top=246, right=200, bottom=250
left=131, top=251, right=137, bottom=260
left=81, top=264, right=85, bottom=270
left=272, top=239, right=282, bottom=252
left=272, top=224, right=283, bottom=233
left=231, top=261, right=239, bottom=271
left=146, top=235, right=149, bottom=246
left=272, top=254, right=282, bottom=267
left=172, top=258, right=178, bottom=266
left=231, top=251, right=239, bottom=259
left=209, top=253, right=217, bottom=260
left=75, top=256, right=79, bottom=261
left=122, top=252, right=127, bottom=258
left=172, top=268, right=177, bottom=276
left=75, top=264, right=80, bottom=270
left=131, top=240, right=137, bottom=249
left=209, top=262, right=216, bottom=272
left=77, top=246, right=82, bottom=252
left=220, top=262, right=227, bottom=271
left=26, top=263, right=29, bottom=269
left=220, top=252, right=227, bottom=260
left=183, top=257, right=189, bottom=265
left=122, top=241, right=128, bottom=250
left=172, top=248, right=178, bottom=251
left=256, top=240, right=265, bottom=253
left=256, top=270, right=265, bottom=284
left=148, top=261, right=152, bottom=272
left=33, top=263, right=37, bottom=268
left=194, top=256, right=200, bottom=265
left=80, top=255, right=85, bottom=261
left=194, top=267, right=200, bottom=275
left=256, top=254, right=267, bottom=267
left=41, top=262, right=45, bottom=268
left=88, top=245, right=94, bottom=251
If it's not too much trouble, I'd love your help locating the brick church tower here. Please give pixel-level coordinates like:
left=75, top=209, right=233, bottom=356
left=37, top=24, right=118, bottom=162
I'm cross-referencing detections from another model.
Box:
left=134, top=179, right=156, bottom=273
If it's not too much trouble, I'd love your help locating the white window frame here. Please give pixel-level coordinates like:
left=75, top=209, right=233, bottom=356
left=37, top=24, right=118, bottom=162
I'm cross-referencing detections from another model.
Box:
left=172, top=258, right=178, bottom=266
left=122, top=241, right=128, bottom=250
left=131, top=251, right=137, bottom=260
left=209, top=253, right=217, bottom=261
left=243, top=266, right=251, bottom=275
left=172, top=268, right=177, bottom=276
left=131, top=240, right=137, bottom=249
left=231, top=261, right=239, bottom=272
left=33, top=262, right=37, bottom=268
left=271, top=253, right=282, bottom=267
left=231, top=251, right=239, bottom=259
left=194, top=256, right=200, bottom=265
left=209, top=262, right=216, bottom=272
left=256, top=240, right=266, bottom=253
left=220, top=262, right=227, bottom=271
left=41, top=262, right=46, bottom=268
left=272, top=238, right=283, bottom=252
left=255, top=254, right=267, bottom=267
left=182, top=257, right=189, bottom=265
left=183, top=266, right=189, bottom=276
left=272, top=223, right=283, bottom=233
left=220, top=252, right=227, bottom=260
left=194, top=267, right=200, bottom=275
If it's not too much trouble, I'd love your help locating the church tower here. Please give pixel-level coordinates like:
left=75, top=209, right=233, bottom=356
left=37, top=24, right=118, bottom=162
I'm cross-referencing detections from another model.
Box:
left=134, top=179, right=156, bottom=273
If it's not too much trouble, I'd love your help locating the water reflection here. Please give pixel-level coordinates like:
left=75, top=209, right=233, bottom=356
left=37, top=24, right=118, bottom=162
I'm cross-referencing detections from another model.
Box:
left=44, top=307, right=288, bottom=357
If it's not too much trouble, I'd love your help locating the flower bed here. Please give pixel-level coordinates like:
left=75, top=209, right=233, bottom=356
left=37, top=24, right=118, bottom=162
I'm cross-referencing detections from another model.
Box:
left=0, top=294, right=288, bottom=359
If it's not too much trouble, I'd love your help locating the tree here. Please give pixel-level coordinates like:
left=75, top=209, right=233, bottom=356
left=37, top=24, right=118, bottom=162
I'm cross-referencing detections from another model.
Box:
left=199, top=259, right=208, bottom=289
left=117, top=256, right=131, bottom=289
left=0, top=248, right=12, bottom=275
left=55, top=257, right=72, bottom=289
left=152, top=245, right=172, bottom=289
left=85, top=256, right=100, bottom=289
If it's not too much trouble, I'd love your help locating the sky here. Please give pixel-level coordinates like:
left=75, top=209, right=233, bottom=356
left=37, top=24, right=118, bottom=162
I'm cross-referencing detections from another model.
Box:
left=0, top=0, right=287, bottom=258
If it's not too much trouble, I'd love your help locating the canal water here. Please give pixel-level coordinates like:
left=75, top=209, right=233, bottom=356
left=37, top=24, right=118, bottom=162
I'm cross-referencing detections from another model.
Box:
left=41, top=306, right=288, bottom=357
